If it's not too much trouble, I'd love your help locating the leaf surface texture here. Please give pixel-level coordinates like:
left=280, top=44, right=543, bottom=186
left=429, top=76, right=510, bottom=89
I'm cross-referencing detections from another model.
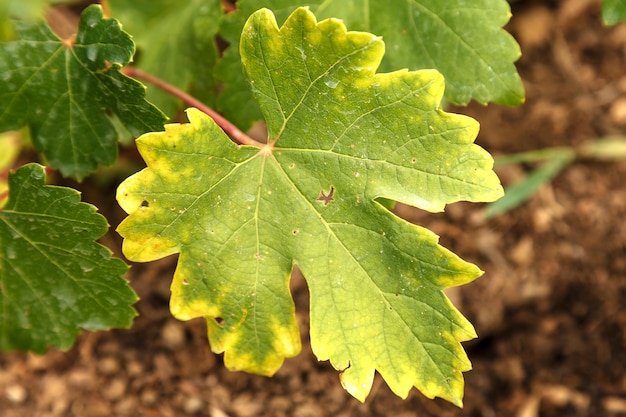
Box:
left=0, top=5, right=165, bottom=179
left=216, top=0, right=524, bottom=129
left=0, top=164, right=137, bottom=352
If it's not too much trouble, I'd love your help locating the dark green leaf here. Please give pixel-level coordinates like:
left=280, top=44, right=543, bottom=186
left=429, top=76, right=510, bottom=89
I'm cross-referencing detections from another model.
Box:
left=0, top=164, right=137, bottom=353
left=0, top=5, right=166, bottom=179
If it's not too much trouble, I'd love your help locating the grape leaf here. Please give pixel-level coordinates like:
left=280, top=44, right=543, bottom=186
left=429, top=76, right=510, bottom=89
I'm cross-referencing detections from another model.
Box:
left=216, top=0, right=523, bottom=129
left=117, top=7, right=503, bottom=405
left=108, top=0, right=222, bottom=116
left=0, top=5, right=166, bottom=180
left=602, top=0, right=626, bottom=25
left=314, top=0, right=524, bottom=106
left=0, top=163, right=137, bottom=353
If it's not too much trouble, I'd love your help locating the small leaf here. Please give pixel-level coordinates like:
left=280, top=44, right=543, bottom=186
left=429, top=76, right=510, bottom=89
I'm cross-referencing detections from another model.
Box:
left=0, top=5, right=166, bottom=180
left=108, top=0, right=222, bottom=115
left=603, top=0, right=626, bottom=25
left=118, top=7, right=502, bottom=405
left=0, top=164, right=137, bottom=353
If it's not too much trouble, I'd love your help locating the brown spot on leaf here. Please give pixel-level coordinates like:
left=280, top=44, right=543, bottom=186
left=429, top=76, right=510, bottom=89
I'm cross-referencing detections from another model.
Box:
left=316, top=187, right=335, bottom=205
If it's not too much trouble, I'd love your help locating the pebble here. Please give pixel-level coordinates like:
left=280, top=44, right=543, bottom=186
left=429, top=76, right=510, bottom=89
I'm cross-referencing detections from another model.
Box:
left=609, top=97, right=626, bottom=125
left=294, top=400, right=323, bottom=417
left=209, top=406, right=231, bottom=417
left=98, top=356, right=121, bottom=375
left=603, top=396, right=626, bottom=413
left=183, top=395, right=204, bottom=414
left=162, top=320, right=186, bottom=350
left=5, top=384, right=27, bottom=404
left=103, top=377, right=127, bottom=400
left=141, top=388, right=158, bottom=406
left=115, top=396, right=139, bottom=414
left=231, top=393, right=264, bottom=417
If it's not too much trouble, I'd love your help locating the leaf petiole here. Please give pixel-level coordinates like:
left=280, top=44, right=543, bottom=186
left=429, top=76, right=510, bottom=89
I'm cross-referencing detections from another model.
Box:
left=123, top=67, right=263, bottom=147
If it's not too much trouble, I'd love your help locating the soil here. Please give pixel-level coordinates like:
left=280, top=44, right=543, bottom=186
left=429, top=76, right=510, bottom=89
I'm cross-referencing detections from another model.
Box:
left=2, top=0, right=626, bottom=416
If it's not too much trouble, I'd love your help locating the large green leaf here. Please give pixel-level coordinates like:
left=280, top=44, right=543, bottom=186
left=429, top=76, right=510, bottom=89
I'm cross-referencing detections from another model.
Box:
left=117, top=8, right=502, bottom=405
left=108, top=0, right=222, bottom=116
left=603, top=0, right=626, bottom=25
left=216, top=0, right=523, bottom=129
left=0, top=164, right=137, bottom=353
left=0, top=5, right=166, bottom=180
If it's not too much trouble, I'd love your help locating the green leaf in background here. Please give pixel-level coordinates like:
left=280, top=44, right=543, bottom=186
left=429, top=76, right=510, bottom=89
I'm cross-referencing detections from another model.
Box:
left=0, top=0, right=48, bottom=40
left=216, top=0, right=524, bottom=129
left=117, top=8, right=502, bottom=405
left=0, top=5, right=166, bottom=180
left=108, top=0, right=222, bottom=116
left=602, top=0, right=626, bottom=25
left=0, top=163, right=137, bottom=353
left=315, top=0, right=524, bottom=106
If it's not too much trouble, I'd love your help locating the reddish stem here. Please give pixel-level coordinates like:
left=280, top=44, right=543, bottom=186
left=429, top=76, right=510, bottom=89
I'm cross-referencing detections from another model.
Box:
left=123, top=67, right=262, bottom=147
left=100, top=0, right=111, bottom=18
left=222, top=1, right=237, bottom=13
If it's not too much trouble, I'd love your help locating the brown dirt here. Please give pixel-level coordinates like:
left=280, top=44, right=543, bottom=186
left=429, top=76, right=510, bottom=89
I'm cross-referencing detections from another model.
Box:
left=2, top=0, right=626, bottom=416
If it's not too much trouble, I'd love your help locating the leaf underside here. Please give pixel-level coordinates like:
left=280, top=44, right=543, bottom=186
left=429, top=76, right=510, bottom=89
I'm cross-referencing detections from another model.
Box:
left=117, top=7, right=503, bottom=406
left=0, top=164, right=137, bottom=353
left=0, top=5, right=165, bottom=180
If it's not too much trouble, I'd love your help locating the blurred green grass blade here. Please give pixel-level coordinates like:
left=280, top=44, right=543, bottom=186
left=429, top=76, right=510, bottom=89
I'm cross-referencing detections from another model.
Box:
left=579, top=137, right=626, bottom=160
left=485, top=151, right=575, bottom=219
left=493, top=147, right=575, bottom=166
